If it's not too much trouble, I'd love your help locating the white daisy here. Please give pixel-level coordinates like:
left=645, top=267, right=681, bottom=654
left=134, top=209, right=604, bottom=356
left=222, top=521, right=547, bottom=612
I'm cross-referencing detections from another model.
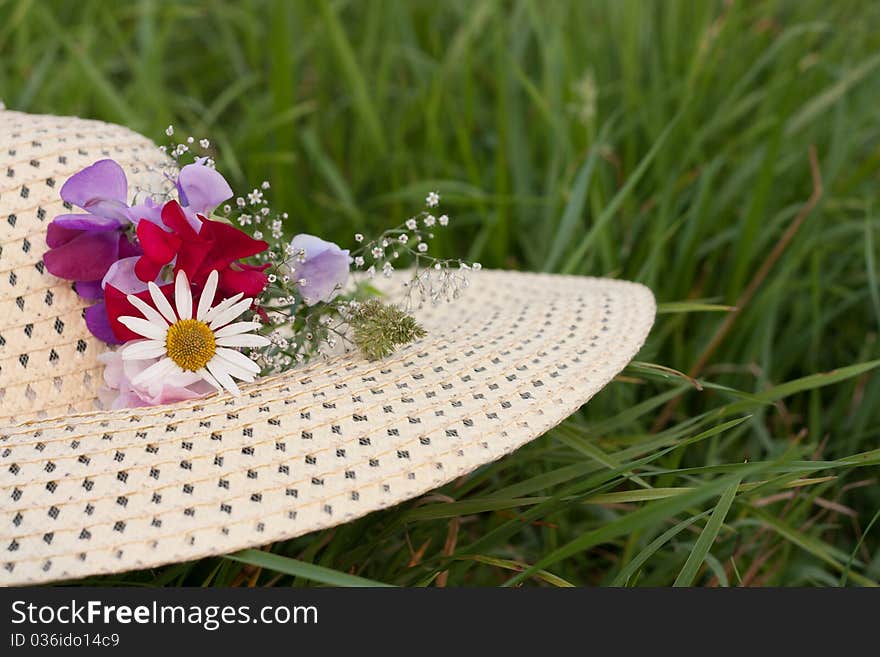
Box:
left=118, top=269, right=271, bottom=396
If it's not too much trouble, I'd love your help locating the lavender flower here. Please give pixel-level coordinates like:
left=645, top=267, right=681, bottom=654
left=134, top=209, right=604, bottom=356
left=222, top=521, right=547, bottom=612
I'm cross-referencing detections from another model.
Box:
left=173, top=158, right=232, bottom=229
left=43, top=159, right=142, bottom=299
left=287, top=234, right=350, bottom=305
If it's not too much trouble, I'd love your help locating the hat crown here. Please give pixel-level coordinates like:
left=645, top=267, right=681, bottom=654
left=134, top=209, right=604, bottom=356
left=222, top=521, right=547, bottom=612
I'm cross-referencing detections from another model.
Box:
left=0, top=110, right=168, bottom=423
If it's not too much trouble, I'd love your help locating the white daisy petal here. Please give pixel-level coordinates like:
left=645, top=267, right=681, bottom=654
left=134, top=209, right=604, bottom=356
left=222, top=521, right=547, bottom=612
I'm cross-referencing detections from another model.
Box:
left=148, top=281, right=178, bottom=324
left=206, top=359, right=241, bottom=396
left=131, top=357, right=177, bottom=387
left=175, top=269, right=193, bottom=320
left=121, top=339, right=167, bottom=361
left=118, top=316, right=168, bottom=341
left=209, top=356, right=256, bottom=382
left=209, top=297, right=255, bottom=329
left=214, top=321, right=263, bottom=338
left=202, top=292, right=244, bottom=324
left=216, top=334, right=271, bottom=348
left=127, top=294, right=170, bottom=327
left=197, top=270, right=219, bottom=321
left=215, top=347, right=261, bottom=374
left=165, top=370, right=205, bottom=388
left=196, top=367, right=222, bottom=391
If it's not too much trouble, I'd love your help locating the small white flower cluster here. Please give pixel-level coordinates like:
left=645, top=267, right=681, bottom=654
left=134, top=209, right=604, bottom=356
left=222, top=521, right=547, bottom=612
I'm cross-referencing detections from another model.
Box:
left=405, top=261, right=477, bottom=307
left=348, top=191, right=480, bottom=308
left=160, top=125, right=216, bottom=164
left=253, top=300, right=352, bottom=372
left=137, top=125, right=219, bottom=205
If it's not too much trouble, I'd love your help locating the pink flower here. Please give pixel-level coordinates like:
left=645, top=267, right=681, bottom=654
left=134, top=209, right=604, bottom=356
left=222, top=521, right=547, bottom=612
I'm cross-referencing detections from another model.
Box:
left=97, top=346, right=214, bottom=409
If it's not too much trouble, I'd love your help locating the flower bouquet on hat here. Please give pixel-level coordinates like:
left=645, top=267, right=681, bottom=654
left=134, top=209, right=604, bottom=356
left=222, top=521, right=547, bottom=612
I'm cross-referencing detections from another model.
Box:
left=43, top=127, right=476, bottom=409
left=0, top=109, right=655, bottom=585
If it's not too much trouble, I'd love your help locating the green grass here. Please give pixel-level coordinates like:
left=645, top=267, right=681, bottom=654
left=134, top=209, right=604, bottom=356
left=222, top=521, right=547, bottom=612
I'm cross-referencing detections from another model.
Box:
left=3, top=0, right=880, bottom=586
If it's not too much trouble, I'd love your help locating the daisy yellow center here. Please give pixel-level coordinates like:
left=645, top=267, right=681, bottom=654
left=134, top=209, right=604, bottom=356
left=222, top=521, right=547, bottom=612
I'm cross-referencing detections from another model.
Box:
left=165, top=319, right=216, bottom=371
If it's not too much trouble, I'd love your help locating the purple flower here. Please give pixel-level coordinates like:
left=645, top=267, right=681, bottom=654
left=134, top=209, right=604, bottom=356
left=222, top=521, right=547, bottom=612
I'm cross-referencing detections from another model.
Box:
left=288, top=234, right=350, bottom=305
left=84, top=302, right=121, bottom=345
left=43, top=160, right=142, bottom=299
left=177, top=159, right=233, bottom=215
left=129, top=196, right=163, bottom=227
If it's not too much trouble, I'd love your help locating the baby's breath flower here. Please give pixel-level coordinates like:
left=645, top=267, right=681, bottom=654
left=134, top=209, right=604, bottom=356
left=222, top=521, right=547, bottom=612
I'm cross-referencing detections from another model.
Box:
left=406, top=218, right=417, bottom=230
left=439, top=214, right=449, bottom=226
left=426, top=191, right=440, bottom=207
left=199, top=138, right=210, bottom=149
left=354, top=233, right=364, bottom=243
left=165, top=125, right=174, bottom=136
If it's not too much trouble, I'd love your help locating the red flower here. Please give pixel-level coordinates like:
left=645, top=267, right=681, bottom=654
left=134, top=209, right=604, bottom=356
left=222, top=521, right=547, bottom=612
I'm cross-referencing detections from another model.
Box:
left=135, top=200, right=269, bottom=297
left=104, top=282, right=177, bottom=342
left=219, top=261, right=272, bottom=297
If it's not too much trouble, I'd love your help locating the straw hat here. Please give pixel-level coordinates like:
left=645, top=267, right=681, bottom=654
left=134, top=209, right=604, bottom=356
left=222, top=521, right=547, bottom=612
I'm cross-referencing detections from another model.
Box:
left=0, top=109, right=656, bottom=585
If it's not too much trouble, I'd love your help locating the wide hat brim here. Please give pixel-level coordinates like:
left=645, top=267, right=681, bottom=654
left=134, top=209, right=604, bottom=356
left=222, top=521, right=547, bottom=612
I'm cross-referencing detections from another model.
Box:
left=0, top=110, right=656, bottom=586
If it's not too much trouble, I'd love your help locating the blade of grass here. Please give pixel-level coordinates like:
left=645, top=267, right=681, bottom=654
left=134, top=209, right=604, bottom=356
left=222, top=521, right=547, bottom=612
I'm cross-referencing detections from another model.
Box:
left=612, top=511, right=710, bottom=586
left=561, top=114, right=680, bottom=274
left=226, top=549, right=394, bottom=587
left=673, top=477, right=741, bottom=586
left=316, top=0, right=386, bottom=153
left=543, top=124, right=608, bottom=271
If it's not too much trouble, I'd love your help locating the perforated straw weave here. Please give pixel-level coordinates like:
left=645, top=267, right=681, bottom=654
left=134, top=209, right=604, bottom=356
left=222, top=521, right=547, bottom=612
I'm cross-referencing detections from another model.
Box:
left=0, top=110, right=656, bottom=585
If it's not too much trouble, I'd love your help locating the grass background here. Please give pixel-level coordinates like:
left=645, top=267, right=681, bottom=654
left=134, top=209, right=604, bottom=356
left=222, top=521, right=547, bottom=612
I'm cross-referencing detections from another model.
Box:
left=2, top=0, right=879, bottom=586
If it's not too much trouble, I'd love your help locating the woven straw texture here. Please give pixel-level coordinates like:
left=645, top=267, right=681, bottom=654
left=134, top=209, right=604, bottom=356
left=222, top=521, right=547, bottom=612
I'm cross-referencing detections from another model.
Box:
left=0, top=110, right=655, bottom=585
